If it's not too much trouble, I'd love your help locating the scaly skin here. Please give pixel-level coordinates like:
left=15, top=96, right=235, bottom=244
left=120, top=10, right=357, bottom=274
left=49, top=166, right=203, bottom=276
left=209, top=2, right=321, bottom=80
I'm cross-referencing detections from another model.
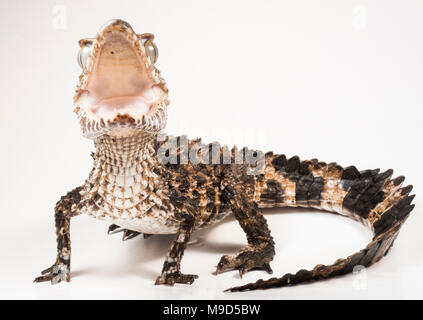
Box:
left=34, top=20, right=415, bottom=291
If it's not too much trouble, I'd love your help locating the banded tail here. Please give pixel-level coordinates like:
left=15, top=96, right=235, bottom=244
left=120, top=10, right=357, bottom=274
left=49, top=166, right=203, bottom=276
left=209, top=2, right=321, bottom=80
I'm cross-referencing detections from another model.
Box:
left=227, top=153, right=415, bottom=292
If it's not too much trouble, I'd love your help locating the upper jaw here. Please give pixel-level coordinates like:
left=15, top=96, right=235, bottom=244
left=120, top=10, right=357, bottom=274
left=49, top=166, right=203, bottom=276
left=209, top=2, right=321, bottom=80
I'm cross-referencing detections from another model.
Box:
left=74, top=19, right=168, bottom=139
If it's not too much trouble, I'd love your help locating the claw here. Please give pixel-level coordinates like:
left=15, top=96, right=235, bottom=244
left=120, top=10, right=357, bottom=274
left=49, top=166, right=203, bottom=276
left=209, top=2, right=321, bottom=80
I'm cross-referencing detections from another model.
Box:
left=122, top=230, right=141, bottom=241
left=155, top=272, right=198, bottom=286
left=155, top=275, right=175, bottom=286
left=216, top=255, right=234, bottom=274
left=176, top=273, right=198, bottom=285
left=216, top=253, right=273, bottom=278
left=108, top=224, right=152, bottom=241
left=41, top=265, right=54, bottom=275
left=34, top=262, right=70, bottom=284
left=34, top=275, right=47, bottom=283
left=263, top=263, right=273, bottom=274
left=107, top=224, right=123, bottom=234
left=238, top=268, right=245, bottom=279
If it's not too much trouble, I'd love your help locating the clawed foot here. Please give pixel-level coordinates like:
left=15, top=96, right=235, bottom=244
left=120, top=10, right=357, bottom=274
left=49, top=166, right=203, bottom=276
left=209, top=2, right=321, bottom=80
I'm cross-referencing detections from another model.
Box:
left=155, top=272, right=199, bottom=286
left=34, top=262, right=70, bottom=284
left=216, top=252, right=273, bottom=278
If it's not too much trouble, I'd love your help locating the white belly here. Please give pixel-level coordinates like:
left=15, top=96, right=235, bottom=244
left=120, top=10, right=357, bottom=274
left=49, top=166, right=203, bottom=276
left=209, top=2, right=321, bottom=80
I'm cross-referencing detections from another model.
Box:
left=84, top=205, right=180, bottom=234
left=112, top=214, right=179, bottom=234
left=102, top=209, right=232, bottom=235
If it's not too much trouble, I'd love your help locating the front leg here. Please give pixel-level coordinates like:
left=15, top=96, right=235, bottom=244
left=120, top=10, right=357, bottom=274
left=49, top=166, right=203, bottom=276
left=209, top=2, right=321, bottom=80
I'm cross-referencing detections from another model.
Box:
left=34, top=187, right=83, bottom=284
left=155, top=219, right=198, bottom=286
left=216, top=166, right=275, bottom=277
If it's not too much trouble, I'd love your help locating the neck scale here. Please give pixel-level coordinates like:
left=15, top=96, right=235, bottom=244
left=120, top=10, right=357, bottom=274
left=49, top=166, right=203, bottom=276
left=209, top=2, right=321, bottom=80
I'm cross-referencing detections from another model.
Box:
left=81, top=132, right=172, bottom=223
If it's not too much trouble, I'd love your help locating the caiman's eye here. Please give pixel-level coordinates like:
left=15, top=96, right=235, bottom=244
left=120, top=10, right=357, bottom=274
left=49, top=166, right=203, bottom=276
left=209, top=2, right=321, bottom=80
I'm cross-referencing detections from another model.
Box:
left=78, top=43, right=92, bottom=69
left=144, top=39, right=158, bottom=64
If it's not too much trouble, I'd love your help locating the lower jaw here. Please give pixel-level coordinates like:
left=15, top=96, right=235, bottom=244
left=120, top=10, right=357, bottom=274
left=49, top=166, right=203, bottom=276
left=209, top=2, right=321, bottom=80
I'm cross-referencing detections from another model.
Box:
left=78, top=96, right=169, bottom=139
left=90, top=98, right=151, bottom=120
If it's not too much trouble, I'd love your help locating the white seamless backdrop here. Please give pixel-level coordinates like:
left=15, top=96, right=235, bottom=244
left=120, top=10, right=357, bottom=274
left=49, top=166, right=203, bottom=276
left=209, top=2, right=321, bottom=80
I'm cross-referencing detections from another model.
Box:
left=0, top=0, right=422, bottom=299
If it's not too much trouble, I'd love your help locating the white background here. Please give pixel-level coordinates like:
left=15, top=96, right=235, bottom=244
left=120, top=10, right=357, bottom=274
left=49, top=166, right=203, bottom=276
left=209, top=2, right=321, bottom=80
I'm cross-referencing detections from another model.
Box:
left=0, top=0, right=422, bottom=299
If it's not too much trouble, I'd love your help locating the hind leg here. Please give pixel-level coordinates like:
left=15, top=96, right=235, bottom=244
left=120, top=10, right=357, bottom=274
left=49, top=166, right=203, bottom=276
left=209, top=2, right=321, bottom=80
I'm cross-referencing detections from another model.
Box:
left=216, top=183, right=275, bottom=277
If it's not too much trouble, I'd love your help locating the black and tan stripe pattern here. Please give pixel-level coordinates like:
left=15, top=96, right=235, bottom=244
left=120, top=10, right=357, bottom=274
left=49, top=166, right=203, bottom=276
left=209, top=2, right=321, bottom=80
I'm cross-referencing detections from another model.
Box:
left=226, top=153, right=415, bottom=292
left=37, top=19, right=415, bottom=291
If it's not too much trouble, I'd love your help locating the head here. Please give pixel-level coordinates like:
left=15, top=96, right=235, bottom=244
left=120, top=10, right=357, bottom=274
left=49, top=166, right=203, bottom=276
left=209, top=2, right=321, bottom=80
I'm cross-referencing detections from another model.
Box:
left=74, top=20, right=169, bottom=139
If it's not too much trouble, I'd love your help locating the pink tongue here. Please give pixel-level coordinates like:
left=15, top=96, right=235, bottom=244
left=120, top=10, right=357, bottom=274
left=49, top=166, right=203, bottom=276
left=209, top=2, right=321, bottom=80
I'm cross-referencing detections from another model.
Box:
left=90, top=89, right=155, bottom=118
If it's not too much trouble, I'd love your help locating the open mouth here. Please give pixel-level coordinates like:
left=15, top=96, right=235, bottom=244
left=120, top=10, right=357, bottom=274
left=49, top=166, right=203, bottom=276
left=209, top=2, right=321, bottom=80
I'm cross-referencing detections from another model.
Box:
left=84, top=86, right=165, bottom=121
left=75, top=24, right=166, bottom=123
